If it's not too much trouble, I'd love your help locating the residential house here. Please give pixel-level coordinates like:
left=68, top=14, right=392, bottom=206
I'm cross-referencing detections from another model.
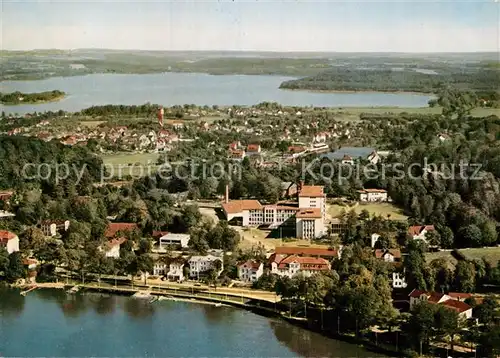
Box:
left=104, top=237, right=127, bottom=258
left=313, top=132, right=328, bottom=143
left=188, top=255, right=223, bottom=279
left=237, top=260, right=264, bottom=283
left=408, top=290, right=473, bottom=319
left=341, top=154, right=355, bottom=165
left=0, top=191, right=14, bottom=203
left=287, top=145, right=307, bottom=159
left=270, top=254, right=330, bottom=278
left=246, top=144, right=261, bottom=155
left=41, top=220, right=70, bottom=237
left=367, top=151, right=381, bottom=164
left=375, top=249, right=401, bottom=263
left=0, top=230, right=19, bottom=254
left=358, top=189, right=388, bottom=202
left=153, top=261, right=168, bottom=276
left=374, top=248, right=407, bottom=288
left=229, top=149, right=246, bottom=161
left=408, top=225, right=436, bottom=242
left=105, top=223, right=139, bottom=239
left=23, top=258, right=39, bottom=270
left=167, top=260, right=185, bottom=281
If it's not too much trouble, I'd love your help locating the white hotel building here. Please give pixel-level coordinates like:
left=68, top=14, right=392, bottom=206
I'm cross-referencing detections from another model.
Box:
left=222, top=184, right=326, bottom=239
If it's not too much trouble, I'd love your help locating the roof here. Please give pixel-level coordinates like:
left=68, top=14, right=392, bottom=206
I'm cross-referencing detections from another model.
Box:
left=298, top=185, right=324, bottom=197
left=152, top=230, right=169, bottom=238
left=105, top=223, right=138, bottom=238
left=408, top=225, right=435, bottom=236
left=0, top=230, right=17, bottom=243
left=275, top=246, right=338, bottom=258
left=278, top=255, right=330, bottom=269
left=375, top=249, right=402, bottom=259
left=358, top=189, right=387, bottom=194
left=41, top=219, right=68, bottom=226
left=246, top=144, right=260, bottom=152
left=408, top=289, right=447, bottom=303
left=296, top=208, right=322, bottom=219
left=342, top=154, right=353, bottom=160
left=238, top=260, right=262, bottom=270
left=448, top=292, right=473, bottom=300
left=288, top=145, right=306, bottom=153
left=441, top=299, right=472, bottom=313
left=222, top=200, right=263, bottom=214
left=409, top=289, right=427, bottom=298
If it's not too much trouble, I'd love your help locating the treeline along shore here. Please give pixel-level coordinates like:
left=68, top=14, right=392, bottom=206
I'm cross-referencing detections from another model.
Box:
left=0, top=90, right=66, bottom=105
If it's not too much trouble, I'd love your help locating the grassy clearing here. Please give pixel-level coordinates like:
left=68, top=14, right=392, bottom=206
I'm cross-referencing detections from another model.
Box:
left=329, top=106, right=500, bottom=121
left=79, top=121, right=107, bottom=128
left=327, top=202, right=407, bottom=221
left=101, top=152, right=160, bottom=177
left=425, top=251, right=458, bottom=268
left=458, top=247, right=500, bottom=267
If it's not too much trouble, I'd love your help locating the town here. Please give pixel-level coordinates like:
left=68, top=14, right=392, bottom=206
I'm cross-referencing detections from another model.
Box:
left=1, top=90, right=500, bottom=357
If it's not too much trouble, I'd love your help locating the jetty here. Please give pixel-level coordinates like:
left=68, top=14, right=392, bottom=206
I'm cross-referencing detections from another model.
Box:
left=20, top=285, right=38, bottom=296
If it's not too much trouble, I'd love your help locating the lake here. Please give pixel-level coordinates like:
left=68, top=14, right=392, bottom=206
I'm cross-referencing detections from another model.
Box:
left=0, top=287, right=385, bottom=357
left=0, top=72, right=432, bottom=115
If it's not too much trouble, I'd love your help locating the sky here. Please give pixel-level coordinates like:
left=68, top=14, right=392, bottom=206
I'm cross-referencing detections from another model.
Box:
left=1, top=0, right=499, bottom=52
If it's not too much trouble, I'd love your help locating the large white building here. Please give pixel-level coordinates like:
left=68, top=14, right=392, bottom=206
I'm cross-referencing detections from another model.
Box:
left=0, top=230, right=19, bottom=254
left=295, top=208, right=325, bottom=239
left=157, top=233, right=190, bottom=249
left=188, top=255, right=223, bottom=279
left=270, top=254, right=331, bottom=278
left=221, top=184, right=327, bottom=239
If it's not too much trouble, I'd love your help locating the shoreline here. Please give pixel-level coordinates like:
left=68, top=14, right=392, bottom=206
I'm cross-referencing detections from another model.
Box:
left=279, top=87, right=435, bottom=96
left=1, top=94, right=66, bottom=106
left=11, top=282, right=400, bottom=357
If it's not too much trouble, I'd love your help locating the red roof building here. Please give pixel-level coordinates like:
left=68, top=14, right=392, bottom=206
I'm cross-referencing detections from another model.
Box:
left=105, top=223, right=139, bottom=238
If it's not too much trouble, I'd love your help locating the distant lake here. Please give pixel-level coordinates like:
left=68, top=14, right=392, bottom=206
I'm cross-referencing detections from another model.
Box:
left=0, top=73, right=433, bottom=115
left=0, top=287, right=386, bottom=357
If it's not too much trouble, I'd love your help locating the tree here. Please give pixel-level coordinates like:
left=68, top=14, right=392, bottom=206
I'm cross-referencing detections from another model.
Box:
left=136, top=254, right=154, bottom=285
left=407, top=301, right=437, bottom=355
left=0, top=247, right=9, bottom=276
left=454, top=261, right=476, bottom=293
left=457, top=224, right=483, bottom=248
left=434, top=305, right=460, bottom=353
left=6, top=252, right=25, bottom=282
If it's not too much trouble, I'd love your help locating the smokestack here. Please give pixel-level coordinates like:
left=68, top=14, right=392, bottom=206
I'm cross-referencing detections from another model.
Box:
left=225, top=184, right=229, bottom=203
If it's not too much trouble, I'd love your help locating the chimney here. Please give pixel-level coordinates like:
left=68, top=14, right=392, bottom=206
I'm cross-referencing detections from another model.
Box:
left=225, top=184, right=229, bottom=203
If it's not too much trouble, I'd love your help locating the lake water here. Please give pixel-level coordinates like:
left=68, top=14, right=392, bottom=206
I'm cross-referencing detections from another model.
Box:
left=0, top=287, right=384, bottom=357
left=0, top=72, right=432, bottom=115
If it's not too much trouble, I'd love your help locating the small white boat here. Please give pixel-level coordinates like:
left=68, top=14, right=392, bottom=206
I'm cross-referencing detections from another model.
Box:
left=132, top=291, right=152, bottom=299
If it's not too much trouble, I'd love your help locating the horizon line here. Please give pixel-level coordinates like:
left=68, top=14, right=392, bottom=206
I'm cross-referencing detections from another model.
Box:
left=2, top=48, right=499, bottom=55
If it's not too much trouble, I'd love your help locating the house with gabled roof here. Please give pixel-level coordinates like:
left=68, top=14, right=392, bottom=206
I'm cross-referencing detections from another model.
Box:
left=269, top=254, right=330, bottom=278
left=237, top=260, right=264, bottom=282
left=409, top=289, right=473, bottom=318
left=408, top=225, right=435, bottom=242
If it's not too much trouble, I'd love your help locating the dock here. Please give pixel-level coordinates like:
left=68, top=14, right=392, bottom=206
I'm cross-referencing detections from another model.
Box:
left=20, top=285, right=38, bottom=296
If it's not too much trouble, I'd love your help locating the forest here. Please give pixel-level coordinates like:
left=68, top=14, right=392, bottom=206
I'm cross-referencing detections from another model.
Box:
left=280, top=67, right=500, bottom=96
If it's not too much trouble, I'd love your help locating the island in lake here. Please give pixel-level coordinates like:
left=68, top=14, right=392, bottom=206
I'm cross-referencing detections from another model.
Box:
left=0, top=90, right=66, bottom=105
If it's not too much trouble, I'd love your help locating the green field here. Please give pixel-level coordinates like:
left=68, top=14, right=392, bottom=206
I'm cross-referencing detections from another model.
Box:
left=425, top=251, right=458, bottom=268
left=458, top=247, right=500, bottom=267
left=101, top=152, right=160, bottom=177
left=327, top=202, right=408, bottom=221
